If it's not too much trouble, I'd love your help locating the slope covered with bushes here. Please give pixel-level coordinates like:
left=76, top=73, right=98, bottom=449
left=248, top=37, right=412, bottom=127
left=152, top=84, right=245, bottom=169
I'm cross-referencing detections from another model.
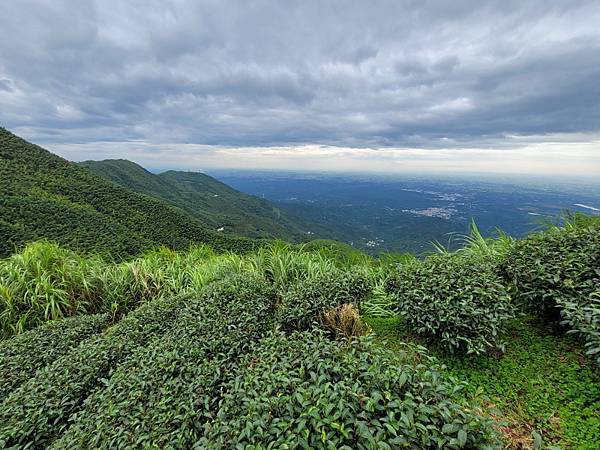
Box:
left=80, top=158, right=316, bottom=241
left=0, top=267, right=499, bottom=449
left=0, top=128, right=255, bottom=258
left=0, top=218, right=598, bottom=448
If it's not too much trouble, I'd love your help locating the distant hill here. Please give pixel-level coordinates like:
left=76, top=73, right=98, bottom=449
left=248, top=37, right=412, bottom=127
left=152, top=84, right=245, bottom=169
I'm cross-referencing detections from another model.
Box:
left=0, top=128, right=256, bottom=257
left=78, top=159, right=313, bottom=241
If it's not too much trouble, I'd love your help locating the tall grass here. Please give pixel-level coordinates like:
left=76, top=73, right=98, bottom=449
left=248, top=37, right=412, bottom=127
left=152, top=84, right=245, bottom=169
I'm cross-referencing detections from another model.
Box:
left=0, top=242, right=102, bottom=336
left=0, top=240, right=385, bottom=337
left=432, top=220, right=515, bottom=260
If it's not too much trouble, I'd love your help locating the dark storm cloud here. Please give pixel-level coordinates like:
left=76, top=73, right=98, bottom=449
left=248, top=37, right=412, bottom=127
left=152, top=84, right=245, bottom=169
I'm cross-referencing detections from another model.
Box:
left=1, top=0, right=599, bottom=149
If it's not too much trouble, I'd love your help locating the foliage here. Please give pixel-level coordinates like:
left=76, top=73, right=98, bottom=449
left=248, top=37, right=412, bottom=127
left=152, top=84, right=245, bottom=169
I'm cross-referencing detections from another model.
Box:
left=386, top=254, right=515, bottom=354
left=432, top=220, right=515, bottom=261
left=0, top=295, right=184, bottom=448
left=0, top=241, right=102, bottom=336
left=0, top=313, right=109, bottom=402
left=0, top=240, right=375, bottom=337
left=361, top=279, right=399, bottom=318
left=79, top=158, right=314, bottom=242
left=52, top=273, right=277, bottom=449
left=502, top=222, right=600, bottom=363
left=278, top=269, right=371, bottom=332
left=201, top=329, right=500, bottom=449
left=0, top=242, right=223, bottom=337
left=366, top=316, right=600, bottom=449
left=0, top=127, right=257, bottom=258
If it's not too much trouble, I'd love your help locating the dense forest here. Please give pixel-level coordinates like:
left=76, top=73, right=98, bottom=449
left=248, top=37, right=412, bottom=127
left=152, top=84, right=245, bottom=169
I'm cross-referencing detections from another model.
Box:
left=0, top=128, right=258, bottom=258
left=79, top=159, right=317, bottom=241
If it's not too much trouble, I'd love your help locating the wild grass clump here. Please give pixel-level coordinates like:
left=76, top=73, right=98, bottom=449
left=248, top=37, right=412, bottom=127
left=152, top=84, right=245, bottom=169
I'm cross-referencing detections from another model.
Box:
left=0, top=242, right=245, bottom=336
left=0, top=241, right=103, bottom=337
left=386, top=254, right=515, bottom=355
left=320, top=303, right=366, bottom=338
left=278, top=269, right=371, bottom=332
left=201, top=329, right=500, bottom=449
left=432, top=220, right=515, bottom=261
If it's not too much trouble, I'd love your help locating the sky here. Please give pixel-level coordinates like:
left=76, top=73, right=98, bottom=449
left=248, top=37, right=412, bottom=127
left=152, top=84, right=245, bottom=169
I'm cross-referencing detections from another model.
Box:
left=1, top=0, right=599, bottom=176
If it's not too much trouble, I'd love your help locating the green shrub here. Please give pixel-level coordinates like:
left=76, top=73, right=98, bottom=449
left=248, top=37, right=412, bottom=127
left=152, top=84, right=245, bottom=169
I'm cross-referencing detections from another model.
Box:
left=279, top=270, right=371, bottom=332
left=560, top=291, right=600, bottom=364
left=0, top=313, right=109, bottom=402
left=386, top=254, right=514, bottom=354
left=502, top=225, right=600, bottom=362
left=201, top=329, right=500, bottom=449
left=0, top=295, right=184, bottom=449
left=52, top=273, right=277, bottom=449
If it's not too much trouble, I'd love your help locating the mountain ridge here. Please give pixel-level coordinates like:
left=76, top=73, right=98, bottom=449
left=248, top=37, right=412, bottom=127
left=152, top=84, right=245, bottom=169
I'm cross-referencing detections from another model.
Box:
left=0, top=128, right=256, bottom=257
left=78, top=158, right=318, bottom=241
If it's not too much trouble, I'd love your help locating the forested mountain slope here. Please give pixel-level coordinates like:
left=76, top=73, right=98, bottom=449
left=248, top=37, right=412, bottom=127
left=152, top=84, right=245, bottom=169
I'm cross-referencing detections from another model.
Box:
left=79, top=159, right=314, bottom=241
left=0, top=128, right=255, bottom=257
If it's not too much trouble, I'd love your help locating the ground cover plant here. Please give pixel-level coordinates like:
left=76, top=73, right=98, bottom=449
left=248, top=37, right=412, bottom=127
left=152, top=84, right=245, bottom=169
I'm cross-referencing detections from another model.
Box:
left=365, top=316, right=600, bottom=449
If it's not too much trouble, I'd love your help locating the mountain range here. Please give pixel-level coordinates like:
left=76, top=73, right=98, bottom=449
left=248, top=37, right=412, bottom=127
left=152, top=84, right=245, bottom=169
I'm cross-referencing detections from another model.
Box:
left=0, top=128, right=312, bottom=257
left=78, top=159, right=313, bottom=241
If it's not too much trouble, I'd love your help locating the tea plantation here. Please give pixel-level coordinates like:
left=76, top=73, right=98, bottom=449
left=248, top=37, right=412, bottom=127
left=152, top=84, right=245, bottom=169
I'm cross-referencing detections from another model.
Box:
left=0, top=217, right=598, bottom=448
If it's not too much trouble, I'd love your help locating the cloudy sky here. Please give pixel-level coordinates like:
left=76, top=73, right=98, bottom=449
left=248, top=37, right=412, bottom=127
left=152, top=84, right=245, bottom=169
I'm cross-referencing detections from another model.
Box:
left=1, top=0, right=599, bottom=175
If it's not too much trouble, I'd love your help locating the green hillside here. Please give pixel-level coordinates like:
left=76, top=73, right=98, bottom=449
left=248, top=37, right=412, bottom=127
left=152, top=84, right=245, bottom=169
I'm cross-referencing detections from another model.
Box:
left=79, top=159, right=315, bottom=240
left=0, top=128, right=255, bottom=257
left=0, top=218, right=598, bottom=448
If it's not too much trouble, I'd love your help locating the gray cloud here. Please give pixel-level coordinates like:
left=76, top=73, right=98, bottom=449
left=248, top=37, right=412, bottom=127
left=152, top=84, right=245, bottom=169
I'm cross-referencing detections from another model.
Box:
left=1, top=0, right=599, bottom=162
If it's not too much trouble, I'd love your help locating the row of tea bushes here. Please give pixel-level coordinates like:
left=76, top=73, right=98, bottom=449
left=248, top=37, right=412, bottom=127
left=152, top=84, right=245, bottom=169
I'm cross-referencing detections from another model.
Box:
left=201, top=330, right=500, bottom=449
left=51, top=274, right=277, bottom=448
left=0, top=269, right=500, bottom=448
left=382, top=220, right=600, bottom=360
left=0, top=295, right=184, bottom=448
left=0, top=313, right=109, bottom=402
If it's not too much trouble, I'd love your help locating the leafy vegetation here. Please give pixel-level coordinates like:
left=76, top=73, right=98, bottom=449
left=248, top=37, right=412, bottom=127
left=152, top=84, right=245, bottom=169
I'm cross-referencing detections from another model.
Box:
left=0, top=206, right=598, bottom=447
left=0, top=313, right=109, bottom=402
left=0, top=128, right=256, bottom=258
left=202, top=330, right=500, bottom=449
left=0, top=262, right=498, bottom=448
left=279, top=270, right=371, bottom=332
left=0, top=295, right=185, bottom=448
left=502, top=215, right=600, bottom=363
left=79, top=158, right=316, bottom=241
left=366, top=316, right=600, bottom=449
left=385, top=254, right=515, bottom=354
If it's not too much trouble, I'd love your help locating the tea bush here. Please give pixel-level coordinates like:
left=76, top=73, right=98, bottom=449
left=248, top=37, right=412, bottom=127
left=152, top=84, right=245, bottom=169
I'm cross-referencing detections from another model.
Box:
left=52, top=273, right=277, bottom=449
left=278, top=270, right=371, bottom=332
left=201, top=329, right=500, bottom=449
left=386, top=254, right=514, bottom=354
left=502, top=224, right=600, bottom=362
left=0, top=313, right=109, bottom=401
left=0, top=295, right=184, bottom=449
